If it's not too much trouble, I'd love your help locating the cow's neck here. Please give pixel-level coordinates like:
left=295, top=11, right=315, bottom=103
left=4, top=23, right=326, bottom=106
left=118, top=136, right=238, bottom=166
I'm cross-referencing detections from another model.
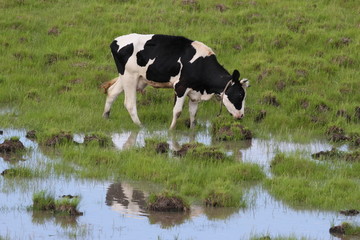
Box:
left=205, top=73, right=232, bottom=95
left=200, top=56, right=232, bottom=95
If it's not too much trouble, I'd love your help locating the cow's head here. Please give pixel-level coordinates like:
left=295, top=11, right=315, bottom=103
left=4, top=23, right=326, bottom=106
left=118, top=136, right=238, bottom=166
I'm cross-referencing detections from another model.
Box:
left=222, top=70, right=249, bottom=119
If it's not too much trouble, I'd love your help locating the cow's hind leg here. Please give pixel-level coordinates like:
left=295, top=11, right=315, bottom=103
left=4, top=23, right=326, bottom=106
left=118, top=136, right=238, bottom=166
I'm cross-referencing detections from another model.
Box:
left=103, top=76, right=123, bottom=118
left=188, top=99, right=199, bottom=129
left=169, top=95, right=187, bottom=130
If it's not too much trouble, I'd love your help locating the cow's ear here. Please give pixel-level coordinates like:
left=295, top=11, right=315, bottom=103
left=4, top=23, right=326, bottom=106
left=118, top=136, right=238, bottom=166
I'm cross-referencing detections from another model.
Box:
left=232, top=70, right=240, bottom=82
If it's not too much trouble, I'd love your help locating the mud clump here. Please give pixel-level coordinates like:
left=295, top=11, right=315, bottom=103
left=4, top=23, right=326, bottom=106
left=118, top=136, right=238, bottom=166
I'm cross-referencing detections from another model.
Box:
left=340, top=209, right=359, bottom=216
left=311, top=148, right=342, bottom=159
left=262, top=95, right=280, bottom=107
left=214, top=124, right=252, bottom=141
left=332, top=55, right=355, bottom=67
left=326, top=126, right=350, bottom=142
left=173, top=143, right=199, bottom=157
left=312, top=148, right=360, bottom=162
left=254, top=110, right=267, bottom=123
left=354, top=138, right=360, bottom=147
left=148, top=193, right=189, bottom=212
left=1, top=169, right=12, bottom=176
left=44, top=132, right=73, bottom=147
left=330, top=225, right=345, bottom=235
left=336, top=109, right=351, bottom=122
left=173, top=143, right=227, bottom=161
left=61, top=194, right=79, bottom=199
left=155, top=142, right=169, bottom=154
left=191, top=146, right=226, bottom=160
left=0, top=138, right=25, bottom=153
left=275, top=80, right=286, bottom=91
left=316, top=103, right=331, bottom=112
left=355, top=106, right=360, bottom=121
left=48, top=26, right=60, bottom=36
left=215, top=4, right=228, bottom=12
left=84, top=134, right=112, bottom=147
left=26, top=130, right=37, bottom=140
left=329, top=222, right=360, bottom=237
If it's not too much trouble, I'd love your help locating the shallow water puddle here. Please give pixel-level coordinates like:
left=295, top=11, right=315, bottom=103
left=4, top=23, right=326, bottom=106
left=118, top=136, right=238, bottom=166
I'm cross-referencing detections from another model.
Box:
left=108, top=129, right=342, bottom=175
left=1, top=128, right=358, bottom=239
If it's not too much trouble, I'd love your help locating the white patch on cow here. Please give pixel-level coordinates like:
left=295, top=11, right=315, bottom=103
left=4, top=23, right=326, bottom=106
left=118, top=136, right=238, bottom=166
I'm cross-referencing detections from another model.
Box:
left=114, top=33, right=153, bottom=52
left=189, top=41, right=215, bottom=63
left=170, top=88, right=191, bottom=130
left=169, top=58, right=183, bottom=87
left=188, top=99, right=198, bottom=128
left=222, top=94, right=244, bottom=119
left=114, top=34, right=154, bottom=76
left=240, top=78, right=250, bottom=88
left=188, top=89, right=214, bottom=101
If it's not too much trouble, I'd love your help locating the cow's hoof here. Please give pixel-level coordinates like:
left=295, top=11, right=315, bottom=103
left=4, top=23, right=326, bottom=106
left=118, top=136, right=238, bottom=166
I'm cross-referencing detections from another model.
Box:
left=103, top=112, right=110, bottom=119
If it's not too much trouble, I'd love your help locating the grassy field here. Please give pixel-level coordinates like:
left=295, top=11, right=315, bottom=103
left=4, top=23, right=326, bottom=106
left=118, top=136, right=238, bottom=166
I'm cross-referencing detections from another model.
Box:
left=1, top=0, right=359, bottom=136
left=1, top=0, right=360, bottom=215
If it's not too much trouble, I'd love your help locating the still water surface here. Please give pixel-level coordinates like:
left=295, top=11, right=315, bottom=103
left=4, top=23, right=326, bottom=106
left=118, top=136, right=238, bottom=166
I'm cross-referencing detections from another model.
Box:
left=0, top=128, right=358, bottom=239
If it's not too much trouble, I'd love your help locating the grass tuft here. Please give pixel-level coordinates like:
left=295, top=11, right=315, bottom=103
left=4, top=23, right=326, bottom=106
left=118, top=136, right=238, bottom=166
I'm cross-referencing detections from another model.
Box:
left=32, top=191, right=82, bottom=216
left=202, top=180, right=245, bottom=208
left=266, top=153, right=360, bottom=210
left=148, top=191, right=189, bottom=212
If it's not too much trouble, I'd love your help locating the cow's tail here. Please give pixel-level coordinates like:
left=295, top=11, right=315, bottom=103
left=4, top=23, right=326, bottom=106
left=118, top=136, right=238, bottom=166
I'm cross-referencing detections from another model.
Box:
left=100, top=77, right=118, bottom=94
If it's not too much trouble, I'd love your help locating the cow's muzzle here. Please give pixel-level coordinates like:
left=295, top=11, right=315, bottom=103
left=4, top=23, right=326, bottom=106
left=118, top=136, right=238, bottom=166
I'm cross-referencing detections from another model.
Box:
left=233, top=113, right=244, bottom=119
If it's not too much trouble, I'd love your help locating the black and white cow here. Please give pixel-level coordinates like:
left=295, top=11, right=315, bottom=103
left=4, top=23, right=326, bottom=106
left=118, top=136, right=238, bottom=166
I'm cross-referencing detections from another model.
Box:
left=102, top=33, right=249, bottom=129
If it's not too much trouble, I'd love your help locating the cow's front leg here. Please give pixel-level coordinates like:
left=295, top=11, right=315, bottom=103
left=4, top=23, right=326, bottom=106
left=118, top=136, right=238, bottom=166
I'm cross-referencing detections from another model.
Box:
left=188, top=99, right=199, bottom=128
left=123, top=78, right=142, bottom=126
left=169, top=95, right=186, bottom=130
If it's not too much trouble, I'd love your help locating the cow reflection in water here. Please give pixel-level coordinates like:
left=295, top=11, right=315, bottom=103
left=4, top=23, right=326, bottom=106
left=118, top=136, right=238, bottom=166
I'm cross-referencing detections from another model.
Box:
left=106, top=182, right=148, bottom=216
left=112, top=129, right=252, bottom=161
left=105, top=182, right=192, bottom=228
left=106, top=182, right=238, bottom=228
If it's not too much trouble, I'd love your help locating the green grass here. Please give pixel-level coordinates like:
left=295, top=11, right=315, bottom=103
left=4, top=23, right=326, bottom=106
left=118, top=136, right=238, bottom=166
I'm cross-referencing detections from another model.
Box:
left=148, top=190, right=190, bottom=211
left=0, top=0, right=358, bottom=138
left=1, top=0, right=360, bottom=217
left=1, top=167, right=40, bottom=178
left=265, top=153, right=360, bottom=210
left=341, top=222, right=360, bottom=236
left=32, top=191, right=82, bottom=215
left=56, top=139, right=264, bottom=206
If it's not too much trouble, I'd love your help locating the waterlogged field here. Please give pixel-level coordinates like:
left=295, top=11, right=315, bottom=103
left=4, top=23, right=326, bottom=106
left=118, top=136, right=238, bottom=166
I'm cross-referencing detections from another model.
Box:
left=1, top=0, right=360, bottom=239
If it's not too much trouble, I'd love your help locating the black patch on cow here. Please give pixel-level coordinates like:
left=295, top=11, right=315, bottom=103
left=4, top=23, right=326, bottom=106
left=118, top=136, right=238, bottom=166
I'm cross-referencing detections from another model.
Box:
left=175, top=54, right=232, bottom=97
left=226, top=83, right=245, bottom=110
left=110, top=41, right=134, bottom=75
left=136, top=35, right=196, bottom=83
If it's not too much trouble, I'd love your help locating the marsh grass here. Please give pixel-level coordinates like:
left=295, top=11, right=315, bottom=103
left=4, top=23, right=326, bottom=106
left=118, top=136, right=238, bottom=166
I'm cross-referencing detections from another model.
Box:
left=266, top=153, right=360, bottom=210
left=202, top=179, right=245, bottom=207
left=341, top=222, right=360, bottom=236
left=57, top=139, right=264, bottom=206
left=32, top=191, right=82, bottom=216
left=148, top=191, right=190, bottom=212
left=1, top=167, right=40, bottom=178
left=1, top=0, right=360, bottom=224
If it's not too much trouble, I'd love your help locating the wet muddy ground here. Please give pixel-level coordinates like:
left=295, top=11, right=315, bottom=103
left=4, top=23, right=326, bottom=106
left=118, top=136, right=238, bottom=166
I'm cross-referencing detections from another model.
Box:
left=1, top=128, right=359, bottom=239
